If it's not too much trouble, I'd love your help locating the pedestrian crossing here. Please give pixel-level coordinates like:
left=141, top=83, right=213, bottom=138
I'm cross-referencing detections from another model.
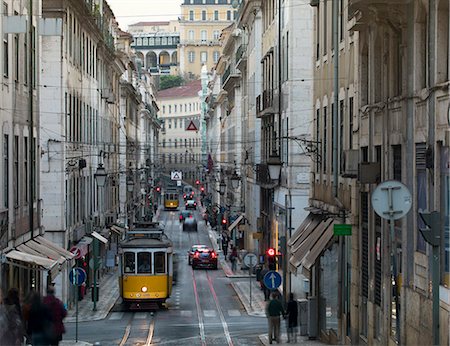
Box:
left=108, top=309, right=243, bottom=320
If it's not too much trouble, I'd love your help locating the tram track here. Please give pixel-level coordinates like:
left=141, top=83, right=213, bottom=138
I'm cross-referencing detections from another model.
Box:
left=119, top=313, right=155, bottom=346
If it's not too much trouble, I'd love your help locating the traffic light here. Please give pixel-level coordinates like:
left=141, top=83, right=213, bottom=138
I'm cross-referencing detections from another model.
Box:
left=221, top=217, right=227, bottom=230
left=266, top=248, right=276, bottom=270
left=155, top=186, right=161, bottom=193
left=195, top=179, right=200, bottom=185
left=200, top=186, right=205, bottom=192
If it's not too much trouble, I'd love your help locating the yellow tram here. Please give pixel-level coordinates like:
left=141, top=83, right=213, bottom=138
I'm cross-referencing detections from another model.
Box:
left=118, top=222, right=173, bottom=309
left=164, top=189, right=179, bottom=210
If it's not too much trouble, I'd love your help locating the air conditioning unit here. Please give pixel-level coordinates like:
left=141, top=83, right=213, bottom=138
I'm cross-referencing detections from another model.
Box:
left=342, top=149, right=359, bottom=178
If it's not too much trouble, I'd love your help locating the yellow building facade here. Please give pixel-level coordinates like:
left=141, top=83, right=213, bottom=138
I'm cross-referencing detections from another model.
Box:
left=178, top=0, right=236, bottom=77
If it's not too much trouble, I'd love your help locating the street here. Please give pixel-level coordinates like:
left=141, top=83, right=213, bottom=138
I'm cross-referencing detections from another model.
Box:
left=64, top=206, right=267, bottom=345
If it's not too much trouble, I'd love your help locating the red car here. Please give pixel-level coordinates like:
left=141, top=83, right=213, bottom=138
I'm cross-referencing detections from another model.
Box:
left=192, top=247, right=218, bottom=270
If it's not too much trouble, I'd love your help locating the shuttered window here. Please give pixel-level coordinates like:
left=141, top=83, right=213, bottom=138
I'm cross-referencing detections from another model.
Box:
left=361, top=192, right=369, bottom=298
left=416, top=143, right=427, bottom=252
left=374, top=214, right=382, bottom=305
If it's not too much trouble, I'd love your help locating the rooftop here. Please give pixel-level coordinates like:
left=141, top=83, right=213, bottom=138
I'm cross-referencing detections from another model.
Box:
left=157, top=80, right=202, bottom=98
left=129, top=21, right=170, bottom=27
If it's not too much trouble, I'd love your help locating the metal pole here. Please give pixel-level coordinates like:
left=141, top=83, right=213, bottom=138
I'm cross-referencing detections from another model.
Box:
left=75, top=269, right=79, bottom=342
left=390, top=219, right=400, bottom=344
left=332, top=0, right=339, bottom=198
left=249, top=256, right=253, bottom=308
left=93, top=237, right=98, bottom=311
left=432, top=244, right=440, bottom=346
left=28, top=0, right=34, bottom=238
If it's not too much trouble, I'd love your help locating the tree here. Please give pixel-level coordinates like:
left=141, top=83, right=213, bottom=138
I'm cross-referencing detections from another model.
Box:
left=159, top=75, right=184, bottom=90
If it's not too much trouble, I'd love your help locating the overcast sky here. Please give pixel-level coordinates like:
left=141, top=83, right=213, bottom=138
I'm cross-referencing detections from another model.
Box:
left=108, top=0, right=182, bottom=30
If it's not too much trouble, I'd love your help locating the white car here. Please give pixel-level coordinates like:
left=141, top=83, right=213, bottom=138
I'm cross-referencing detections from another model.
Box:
left=185, top=200, right=197, bottom=210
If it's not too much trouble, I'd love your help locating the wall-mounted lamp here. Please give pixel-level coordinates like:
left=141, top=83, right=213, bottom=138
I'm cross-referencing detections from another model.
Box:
left=267, top=155, right=282, bottom=182
left=219, top=179, right=226, bottom=196
left=230, top=170, right=241, bottom=190
left=127, top=175, right=135, bottom=193
left=94, top=163, right=107, bottom=187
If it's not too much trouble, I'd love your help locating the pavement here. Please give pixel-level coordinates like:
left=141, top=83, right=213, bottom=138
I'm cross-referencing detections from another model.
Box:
left=65, top=268, right=119, bottom=323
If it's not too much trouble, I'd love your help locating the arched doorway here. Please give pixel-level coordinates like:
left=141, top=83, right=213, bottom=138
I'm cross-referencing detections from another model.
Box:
left=146, top=51, right=157, bottom=71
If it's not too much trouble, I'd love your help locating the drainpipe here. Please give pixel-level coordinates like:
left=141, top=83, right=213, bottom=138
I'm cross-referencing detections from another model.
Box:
left=28, top=0, right=34, bottom=239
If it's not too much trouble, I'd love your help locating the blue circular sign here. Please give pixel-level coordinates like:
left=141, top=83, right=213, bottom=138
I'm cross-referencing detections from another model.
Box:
left=263, top=270, right=282, bottom=290
left=69, top=267, right=86, bottom=286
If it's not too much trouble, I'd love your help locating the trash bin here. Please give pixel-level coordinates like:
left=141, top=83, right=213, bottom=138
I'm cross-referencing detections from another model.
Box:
left=91, top=284, right=99, bottom=302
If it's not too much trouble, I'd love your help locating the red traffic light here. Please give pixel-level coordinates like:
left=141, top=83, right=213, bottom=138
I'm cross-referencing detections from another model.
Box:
left=195, top=180, right=200, bottom=185
left=200, top=186, right=205, bottom=192
left=267, top=248, right=276, bottom=257
left=222, top=218, right=227, bottom=224
left=156, top=186, right=161, bottom=192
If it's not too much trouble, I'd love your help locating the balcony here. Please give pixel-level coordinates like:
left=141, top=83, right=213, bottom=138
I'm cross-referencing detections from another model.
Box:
left=256, top=89, right=275, bottom=117
left=221, top=65, right=241, bottom=88
left=180, top=39, right=221, bottom=47
left=236, top=44, right=247, bottom=69
left=255, top=163, right=277, bottom=188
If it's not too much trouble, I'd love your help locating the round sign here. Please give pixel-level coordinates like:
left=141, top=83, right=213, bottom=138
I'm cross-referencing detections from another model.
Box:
left=243, top=253, right=258, bottom=268
left=69, top=267, right=87, bottom=286
left=371, top=180, right=412, bottom=220
left=263, top=270, right=282, bottom=290
left=70, top=247, right=82, bottom=259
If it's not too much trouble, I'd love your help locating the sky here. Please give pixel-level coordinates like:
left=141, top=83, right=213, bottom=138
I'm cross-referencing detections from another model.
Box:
left=107, top=0, right=182, bottom=30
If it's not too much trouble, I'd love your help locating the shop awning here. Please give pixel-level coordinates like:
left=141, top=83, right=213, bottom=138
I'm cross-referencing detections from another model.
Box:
left=91, top=231, right=108, bottom=244
left=110, top=225, right=125, bottom=235
left=34, top=236, right=75, bottom=260
left=18, top=240, right=66, bottom=264
left=228, top=214, right=244, bottom=232
left=5, top=250, right=59, bottom=278
left=289, top=215, right=335, bottom=270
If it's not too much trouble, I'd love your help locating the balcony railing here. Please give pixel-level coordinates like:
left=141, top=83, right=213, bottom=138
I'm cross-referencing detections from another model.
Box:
left=222, top=65, right=240, bottom=88
left=256, top=94, right=262, bottom=116
left=256, top=163, right=273, bottom=186
left=236, top=44, right=247, bottom=63
left=263, top=89, right=273, bottom=110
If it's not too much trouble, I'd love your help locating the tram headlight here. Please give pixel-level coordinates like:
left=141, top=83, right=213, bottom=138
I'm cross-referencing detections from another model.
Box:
left=141, top=286, right=148, bottom=293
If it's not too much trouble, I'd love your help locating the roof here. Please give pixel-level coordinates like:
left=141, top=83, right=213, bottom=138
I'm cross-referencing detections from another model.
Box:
left=129, top=21, right=170, bottom=27
left=157, top=80, right=202, bottom=98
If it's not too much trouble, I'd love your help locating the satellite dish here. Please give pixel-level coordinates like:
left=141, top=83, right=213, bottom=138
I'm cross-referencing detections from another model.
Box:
left=371, top=180, right=412, bottom=220
left=231, top=0, right=239, bottom=9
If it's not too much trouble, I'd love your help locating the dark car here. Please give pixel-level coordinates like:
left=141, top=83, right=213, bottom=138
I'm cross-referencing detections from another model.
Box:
left=183, top=217, right=198, bottom=232
left=192, top=247, right=218, bottom=270
left=179, top=210, right=193, bottom=223
left=188, top=244, right=208, bottom=265
left=185, top=200, right=197, bottom=210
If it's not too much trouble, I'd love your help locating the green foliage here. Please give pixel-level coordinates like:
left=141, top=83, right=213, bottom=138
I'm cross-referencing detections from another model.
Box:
left=159, top=75, right=184, bottom=90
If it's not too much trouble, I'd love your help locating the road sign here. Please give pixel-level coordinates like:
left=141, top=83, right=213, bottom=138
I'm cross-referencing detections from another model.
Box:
left=70, top=246, right=82, bottom=259
left=177, top=180, right=182, bottom=187
left=243, top=253, right=257, bottom=268
left=171, top=171, right=182, bottom=180
left=186, top=120, right=198, bottom=131
left=263, top=270, right=282, bottom=290
left=371, top=180, right=412, bottom=220
left=334, top=224, right=352, bottom=236
left=69, top=267, right=87, bottom=286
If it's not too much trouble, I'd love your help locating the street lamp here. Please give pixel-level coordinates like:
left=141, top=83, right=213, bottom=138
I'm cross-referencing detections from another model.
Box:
left=127, top=176, right=135, bottom=193
left=94, top=163, right=107, bottom=187
left=219, top=179, right=226, bottom=196
left=230, top=170, right=241, bottom=190
left=267, top=155, right=282, bottom=182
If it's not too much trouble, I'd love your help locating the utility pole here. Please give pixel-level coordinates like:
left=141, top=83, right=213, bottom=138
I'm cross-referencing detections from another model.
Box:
left=28, top=0, right=34, bottom=239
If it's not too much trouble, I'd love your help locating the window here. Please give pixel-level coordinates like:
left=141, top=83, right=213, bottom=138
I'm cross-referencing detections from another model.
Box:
left=24, top=27, right=27, bottom=85
left=162, top=105, right=166, bottom=113
left=416, top=143, right=427, bottom=252
left=3, top=134, right=9, bottom=208
left=162, top=139, right=166, bottom=148
left=233, top=10, right=237, bottom=20
left=339, top=100, right=344, bottom=174
left=201, top=51, right=207, bottom=63
left=213, top=30, right=220, bottom=40
left=188, top=30, right=194, bottom=41
left=174, top=105, right=177, bottom=113
left=14, top=135, right=18, bottom=205
left=214, top=10, right=219, bottom=20
left=440, top=147, right=450, bottom=285
left=14, top=34, right=19, bottom=82
left=174, top=120, right=177, bottom=129
left=227, top=10, right=231, bottom=20
left=124, top=252, right=136, bottom=273
left=3, top=2, right=8, bottom=77
left=154, top=252, right=166, bottom=273
left=137, top=252, right=152, bottom=273
left=316, top=109, right=320, bottom=172
left=323, top=106, right=327, bottom=173
left=189, top=10, right=194, bottom=20
left=202, top=10, right=206, bottom=20
left=201, top=30, right=207, bottom=42
left=349, top=97, right=353, bottom=150
left=323, top=0, right=327, bottom=55
left=213, top=51, right=220, bottom=63
left=24, top=137, right=28, bottom=203
left=169, top=105, right=172, bottom=114
left=168, top=120, right=172, bottom=129
left=188, top=51, right=195, bottom=63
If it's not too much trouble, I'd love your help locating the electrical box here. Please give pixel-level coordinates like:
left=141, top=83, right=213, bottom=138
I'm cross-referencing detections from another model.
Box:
left=308, top=296, right=318, bottom=339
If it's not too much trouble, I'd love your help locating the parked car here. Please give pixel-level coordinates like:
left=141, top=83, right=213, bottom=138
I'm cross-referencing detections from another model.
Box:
left=185, top=200, right=197, bottom=210
left=192, top=247, right=218, bottom=270
left=188, top=244, right=208, bottom=265
left=183, top=217, right=198, bottom=232
left=179, top=210, right=193, bottom=222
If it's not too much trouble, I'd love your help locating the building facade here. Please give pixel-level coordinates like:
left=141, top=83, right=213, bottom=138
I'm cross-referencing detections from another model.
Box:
left=157, top=80, right=203, bottom=184
left=179, top=0, right=236, bottom=78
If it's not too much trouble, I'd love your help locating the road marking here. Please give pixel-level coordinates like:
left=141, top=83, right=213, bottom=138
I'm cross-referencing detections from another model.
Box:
left=192, top=269, right=206, bottom=346
left=134, top=312, right=147, bottom=320
left=207, top=274, right=234, bottom=346
left=203, top=310, right=217, bottom=317
left=109, top=312, right=124, bottom=320
left=180, top=310, right=193, bottom=317
left=227, top=310, right=241, bottom=317
left=145, top=316, right=155, bottom=346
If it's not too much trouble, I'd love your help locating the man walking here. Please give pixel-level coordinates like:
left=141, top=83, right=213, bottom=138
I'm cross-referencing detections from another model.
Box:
left=43, top=285, right=67, bottom=346
left=285, top=293, right=298, bottom=343
left=265, top=292, right=284, bottom=344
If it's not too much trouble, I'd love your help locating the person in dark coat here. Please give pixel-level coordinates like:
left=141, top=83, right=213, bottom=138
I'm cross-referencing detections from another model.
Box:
left=27, top=292, right=53, bottom=346
left=285, top=293, right=298, bottom=343
left=43, top=285, right=67, bottom=346
left=259, top=265, right=270, bottom=301
left=265, top=292, right=285, bottom=344
left=0, top=288, right=25, bottom=346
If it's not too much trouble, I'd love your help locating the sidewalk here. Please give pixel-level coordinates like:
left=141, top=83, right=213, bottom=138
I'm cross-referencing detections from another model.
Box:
left=258, top=333, right=327, bottom=346
left=65, top=269, right=119, bottom=323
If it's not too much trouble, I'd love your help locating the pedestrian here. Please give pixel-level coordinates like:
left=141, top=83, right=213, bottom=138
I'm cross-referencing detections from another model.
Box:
left=222, top=236, right=229, bottom=258
left=229, top=246, right=238, bottom=272
left=153, top=203, right=158, bottom=215
left=0, top=288, right=25, bottom=346
left=43, top=285, right=67, bottom=346
left=260, top=265, right=270, bottom=300
left=265, top=292, right=285, bottom=344
left=285, top=293, right=298, bottom=343
left=27, top=291, right=53, bottom=346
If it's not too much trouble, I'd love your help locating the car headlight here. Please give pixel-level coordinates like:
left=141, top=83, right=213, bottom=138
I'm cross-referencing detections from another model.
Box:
left=142, top=286, right=148, bottom=292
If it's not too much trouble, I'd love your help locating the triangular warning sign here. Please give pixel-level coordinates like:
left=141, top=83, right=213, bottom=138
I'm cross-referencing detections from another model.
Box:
left=186, top=121, right=198, bottom=131
left=173, top=172, right=180, bottom=179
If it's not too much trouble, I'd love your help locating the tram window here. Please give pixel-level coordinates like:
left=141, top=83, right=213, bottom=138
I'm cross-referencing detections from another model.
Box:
left=124, top=252, right=135, bottom=273
left=137, top=252, right=152, bottom=273
left=154, top=252, right=166, bottom=273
